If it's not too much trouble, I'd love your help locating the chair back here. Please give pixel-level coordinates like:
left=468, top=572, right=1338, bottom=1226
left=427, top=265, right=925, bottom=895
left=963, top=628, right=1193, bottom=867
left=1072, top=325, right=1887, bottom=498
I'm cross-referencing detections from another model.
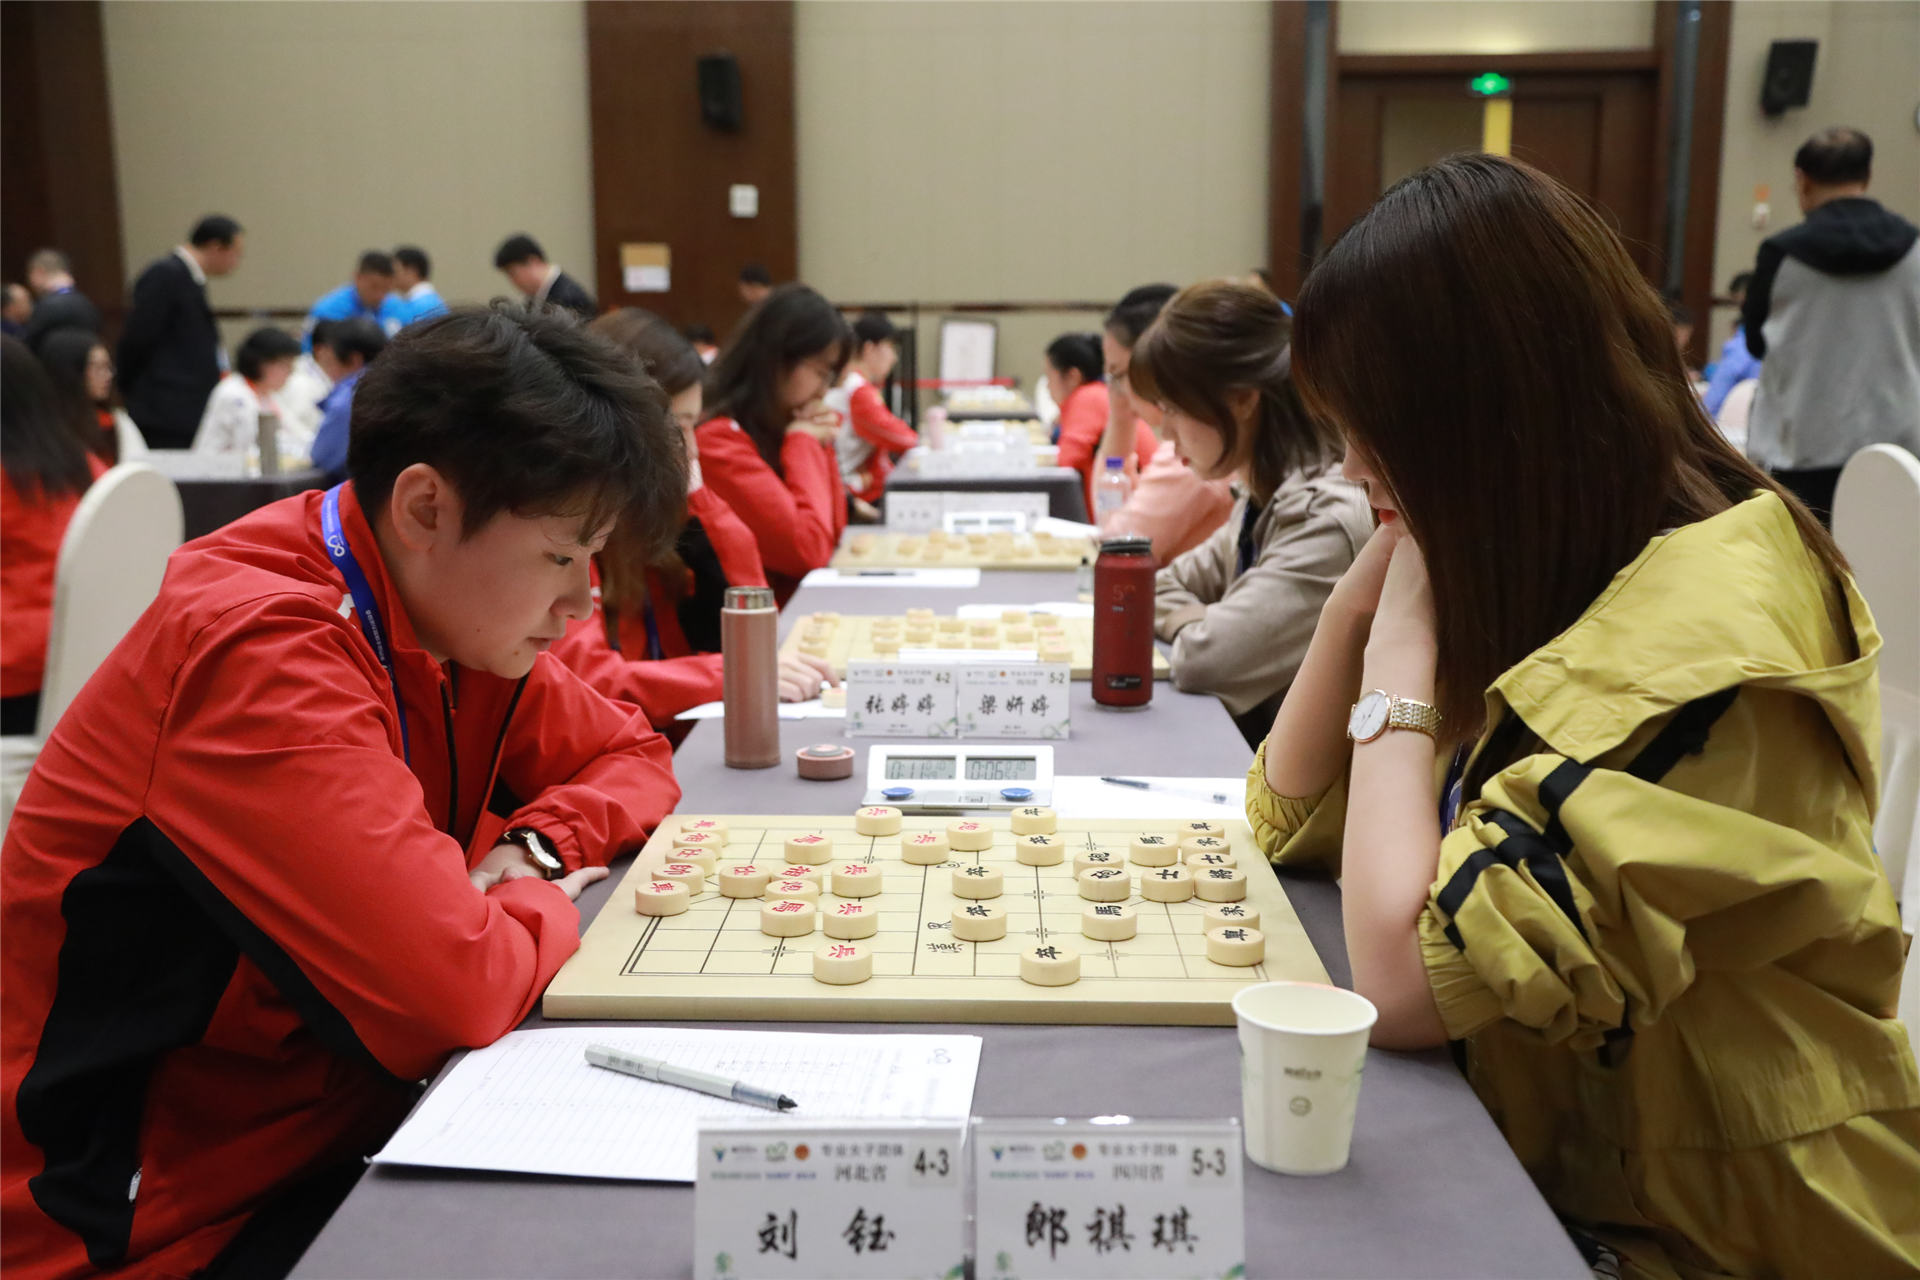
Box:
left=1833, top=443, right=1920, bottom=928
left=35, top=464, right=183, bottom=735
left=1715, top=378, right=1756, bottom=452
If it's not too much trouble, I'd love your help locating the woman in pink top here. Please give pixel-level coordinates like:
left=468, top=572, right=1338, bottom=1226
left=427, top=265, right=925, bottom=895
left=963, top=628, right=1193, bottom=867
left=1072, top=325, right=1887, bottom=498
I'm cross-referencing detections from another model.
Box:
left=1094, top=284, right=1235, bottom=561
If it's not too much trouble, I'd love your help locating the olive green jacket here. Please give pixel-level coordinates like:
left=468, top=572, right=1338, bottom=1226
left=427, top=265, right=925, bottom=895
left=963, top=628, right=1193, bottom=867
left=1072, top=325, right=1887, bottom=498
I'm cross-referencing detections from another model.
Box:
left=1248, top=492, right=1920, bottom=1278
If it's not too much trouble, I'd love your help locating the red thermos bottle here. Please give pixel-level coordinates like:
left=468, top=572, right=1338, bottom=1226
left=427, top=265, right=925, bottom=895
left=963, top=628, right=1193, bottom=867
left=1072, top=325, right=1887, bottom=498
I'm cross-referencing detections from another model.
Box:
left=1092, top=534, right=1155, bottom=707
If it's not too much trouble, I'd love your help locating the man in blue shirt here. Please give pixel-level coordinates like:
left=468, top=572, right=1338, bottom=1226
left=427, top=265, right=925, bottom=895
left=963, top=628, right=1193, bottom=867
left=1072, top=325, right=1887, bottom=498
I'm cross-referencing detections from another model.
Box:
left=304, top=251, right=405, bottom=349
left=308, top=317, right=387, bottom=481
left=1702, top=270, right=1761, bottom=416
left=390, top=246, right=450, bottom=328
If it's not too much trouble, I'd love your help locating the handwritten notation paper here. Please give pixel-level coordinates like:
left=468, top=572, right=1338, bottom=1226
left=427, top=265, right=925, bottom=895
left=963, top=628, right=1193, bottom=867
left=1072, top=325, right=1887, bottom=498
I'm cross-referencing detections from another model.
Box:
left=370, top=1026, right=982, bottom=1183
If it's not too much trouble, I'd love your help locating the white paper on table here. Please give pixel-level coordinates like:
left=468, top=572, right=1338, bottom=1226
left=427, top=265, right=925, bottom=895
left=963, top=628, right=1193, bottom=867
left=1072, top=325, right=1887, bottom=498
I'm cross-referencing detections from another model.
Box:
left=955, top=601, right=1092, bottom=620
left=370, top=1027, right=982, bottom=1184
left=674, top=698, right=846, bottom=722
left=800, top=568, right=984, bottom=588
left=1050, top=774, right=1245, bottom=819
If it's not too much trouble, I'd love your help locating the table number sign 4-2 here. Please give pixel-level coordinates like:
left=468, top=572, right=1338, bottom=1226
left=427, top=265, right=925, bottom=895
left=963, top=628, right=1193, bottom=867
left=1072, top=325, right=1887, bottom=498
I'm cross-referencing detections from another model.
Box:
left=973, top=1117, right=1244, bottom=1280
left=695, top=1119, right=967, bottom=1280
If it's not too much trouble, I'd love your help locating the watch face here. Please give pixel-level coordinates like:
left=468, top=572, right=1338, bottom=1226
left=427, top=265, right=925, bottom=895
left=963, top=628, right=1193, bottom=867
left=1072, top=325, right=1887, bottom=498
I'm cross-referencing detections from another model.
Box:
left=1349, top=691, right=1391, bottom=741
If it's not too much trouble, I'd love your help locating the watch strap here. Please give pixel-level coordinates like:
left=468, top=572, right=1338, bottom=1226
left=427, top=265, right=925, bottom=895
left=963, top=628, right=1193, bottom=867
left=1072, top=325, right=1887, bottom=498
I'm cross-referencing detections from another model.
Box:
left=1385, top=695, right=1442, bottom=739
left=505, top=827, right=565, bottom=879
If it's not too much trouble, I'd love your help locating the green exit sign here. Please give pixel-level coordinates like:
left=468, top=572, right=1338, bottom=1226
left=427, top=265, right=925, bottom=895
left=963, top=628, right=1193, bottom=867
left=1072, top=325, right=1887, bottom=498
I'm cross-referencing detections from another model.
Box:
left=1469, top=71, right=1512, bottom=97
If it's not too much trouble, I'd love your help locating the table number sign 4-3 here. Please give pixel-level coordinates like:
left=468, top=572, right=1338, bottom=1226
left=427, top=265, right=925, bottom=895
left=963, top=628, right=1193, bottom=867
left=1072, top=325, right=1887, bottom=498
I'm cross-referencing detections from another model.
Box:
left=695, top=1119, right=967, bottom=1280
left=973, top=1117, right=1244, bottom=1280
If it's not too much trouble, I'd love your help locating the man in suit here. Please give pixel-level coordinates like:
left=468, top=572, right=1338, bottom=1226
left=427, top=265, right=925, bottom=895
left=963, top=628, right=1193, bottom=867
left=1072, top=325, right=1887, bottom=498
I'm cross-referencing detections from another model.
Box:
left=118, top=215, right=245, bottom=449
left=493, top=233, right=595, bottom=321
left=21, top=249, right=103, bottom=352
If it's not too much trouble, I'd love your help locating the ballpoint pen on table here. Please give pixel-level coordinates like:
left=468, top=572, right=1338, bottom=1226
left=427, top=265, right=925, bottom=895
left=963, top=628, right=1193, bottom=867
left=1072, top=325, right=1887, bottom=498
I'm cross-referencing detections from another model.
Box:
left=585, top=1044, right=797, bottom=1112
left=1100, top=776, right=1231, bottom=804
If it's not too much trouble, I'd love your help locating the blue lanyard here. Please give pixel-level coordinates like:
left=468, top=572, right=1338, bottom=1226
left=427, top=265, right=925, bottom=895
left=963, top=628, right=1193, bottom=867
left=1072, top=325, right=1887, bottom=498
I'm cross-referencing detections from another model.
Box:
left=640, top=597, right=665, bottom=661
left=322, top=484, right=411, bottom=764
left=1440, top=744, right=1470, bottom=831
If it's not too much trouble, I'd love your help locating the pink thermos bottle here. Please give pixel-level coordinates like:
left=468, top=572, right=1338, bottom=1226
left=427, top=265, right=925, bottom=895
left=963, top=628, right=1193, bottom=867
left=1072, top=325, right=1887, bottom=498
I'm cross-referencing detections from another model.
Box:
left=1091, top=535, right=1155, bottom=707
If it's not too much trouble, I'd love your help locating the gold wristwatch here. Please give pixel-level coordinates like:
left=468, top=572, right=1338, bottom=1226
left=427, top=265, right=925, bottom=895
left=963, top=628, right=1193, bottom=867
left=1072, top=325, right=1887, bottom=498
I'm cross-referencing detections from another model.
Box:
left=1347, top=689, right=1441, bottom=743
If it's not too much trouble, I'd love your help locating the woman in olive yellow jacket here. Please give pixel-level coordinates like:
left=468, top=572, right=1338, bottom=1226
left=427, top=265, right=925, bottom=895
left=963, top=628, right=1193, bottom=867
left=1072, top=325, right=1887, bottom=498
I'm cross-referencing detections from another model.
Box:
left=1249, top=154, right=1920, bottom=1279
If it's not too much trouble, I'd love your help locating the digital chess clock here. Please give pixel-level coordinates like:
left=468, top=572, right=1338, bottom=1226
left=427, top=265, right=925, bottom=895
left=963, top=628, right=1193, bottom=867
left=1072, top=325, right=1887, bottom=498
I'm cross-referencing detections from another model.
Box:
left=861, top=745, right=1054, bottom=812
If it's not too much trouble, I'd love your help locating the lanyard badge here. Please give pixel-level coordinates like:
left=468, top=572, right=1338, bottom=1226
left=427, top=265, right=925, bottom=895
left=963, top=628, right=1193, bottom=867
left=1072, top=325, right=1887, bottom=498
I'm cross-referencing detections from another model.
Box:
left=322, top=484, right=412, bottom=764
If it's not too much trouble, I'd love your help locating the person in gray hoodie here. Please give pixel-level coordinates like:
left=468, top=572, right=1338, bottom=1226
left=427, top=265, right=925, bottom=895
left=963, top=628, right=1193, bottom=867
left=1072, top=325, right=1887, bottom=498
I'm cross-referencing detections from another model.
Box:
left=1741, top=126, right=1920, bottom=525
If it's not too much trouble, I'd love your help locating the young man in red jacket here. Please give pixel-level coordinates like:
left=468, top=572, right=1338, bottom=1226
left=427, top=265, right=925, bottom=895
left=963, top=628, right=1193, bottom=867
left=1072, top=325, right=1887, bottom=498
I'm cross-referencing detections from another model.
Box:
left=1, top=308, right=687, bottom=1280
left=824, top=311, right=919, bottom=507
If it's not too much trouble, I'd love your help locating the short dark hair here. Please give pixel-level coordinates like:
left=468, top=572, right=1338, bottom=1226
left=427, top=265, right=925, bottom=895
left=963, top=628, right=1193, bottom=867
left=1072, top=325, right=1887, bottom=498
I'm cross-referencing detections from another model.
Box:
left=348, top=306, right=684, bottom=551
left=739, top=263, right=772, bottom=286
left=1044, top=333, right=1103, bottom=384
left=26, top=249, right=69, bottom=276
left=393, top=246, right=431, bottom=279
left=590, top=308, right=707, bottom=397
left=1728, top=271, right=1753, bottom=295
left=1104, top=284, right=1178, bottom=348
left=494, top=234, right=546, bottom=269
left=852, top=311, right=897, bottom=348
left=190, top=215, right=243, bottom=248
left=705, top=283, right=852, bottom=469
left=356, top=251, right=395, bottom=278
left=683, top=324, right=717, bottom=345
left=321, top=317, right=387, bottom=367
left=235, top=326, right=302, bottom=380
left=1665, top=293, right=1694, bottom=326
left=1794, top=127, right=1872, bottom=186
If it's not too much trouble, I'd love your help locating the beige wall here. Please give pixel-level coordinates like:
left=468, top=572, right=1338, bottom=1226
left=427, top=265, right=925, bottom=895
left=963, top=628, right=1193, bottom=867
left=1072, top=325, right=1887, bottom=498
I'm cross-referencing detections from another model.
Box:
left=1338, top=0, right=1656, bottom=54
left=794, top=0, right=1272, bottom=392
left=103, top=0, right=594, bottom=334
left=1709, top=0, right=1920, bottom=351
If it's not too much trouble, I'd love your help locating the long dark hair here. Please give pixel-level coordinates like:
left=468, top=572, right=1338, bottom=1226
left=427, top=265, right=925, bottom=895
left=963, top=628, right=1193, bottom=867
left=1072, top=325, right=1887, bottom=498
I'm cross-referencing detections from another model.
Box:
left=2, top=336, right=96, bottom=502
left=35, top=327, right=117, bottom=464
left=703, top=283, right=850, bottom=472
left=1129, top=280, right=1336, bottom=505
left=1293, top=154, right=1846, bottom=733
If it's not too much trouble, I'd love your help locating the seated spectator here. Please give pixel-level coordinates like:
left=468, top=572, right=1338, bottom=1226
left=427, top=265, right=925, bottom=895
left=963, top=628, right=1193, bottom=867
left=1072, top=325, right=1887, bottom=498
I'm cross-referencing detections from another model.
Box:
left=825, top=312, right=918, bottom=508
left=1093, top=284, right=1235, bottom=561
left=194, top=327, right=308, bottom=468
left=493, top=234, right=596, bottom=320
left=304, top=251, right=403, bottom=348
left=308, top=317, right=387, bottom=481
left=21, top=249, right=102, bottom=352
left=685, top=323, right=720, bottom=364
left=1050, top=331, right=1153, bottom=515
left=1137, top=282, right=1372, bottom=746
left=1702, top=270, right=1761, bottom=416
left=1742, top=125, right=1920, bottom=524
left=2, top=283, right=30, bottom=337
left=391, top=245, right=449, bottom=327
left=36, top=328, right=123, bottom=464
left=1, top=308, right=683, bottom=1280
left=560, top=310, right=837, bottom=731
left=280, top=319, right=336, bottom=446
left=1, top=336, right=105, bottom=734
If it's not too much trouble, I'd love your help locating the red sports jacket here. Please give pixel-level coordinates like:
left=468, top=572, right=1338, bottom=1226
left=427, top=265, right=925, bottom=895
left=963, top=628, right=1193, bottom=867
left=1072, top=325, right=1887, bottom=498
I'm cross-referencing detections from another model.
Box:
left=1, top=459, right=107, bottom=700
left=841, top=381, right=919, bottom=504
left=0, top=484, right=680, bottom=1280
left=694, top=417, right=845, bottom=602
left=553, top=485, right=768, bottom=725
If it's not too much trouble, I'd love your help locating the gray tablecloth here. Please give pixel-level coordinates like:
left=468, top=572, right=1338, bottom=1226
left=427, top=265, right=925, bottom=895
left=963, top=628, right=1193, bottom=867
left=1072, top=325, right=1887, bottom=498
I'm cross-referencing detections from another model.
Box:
left=886, top=468, right=1090, bottom=523
left=292, top=573, right=1586, bottom=1279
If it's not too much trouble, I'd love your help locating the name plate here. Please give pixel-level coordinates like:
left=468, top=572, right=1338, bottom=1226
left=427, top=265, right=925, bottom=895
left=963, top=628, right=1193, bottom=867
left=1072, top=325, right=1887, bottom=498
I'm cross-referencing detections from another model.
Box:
left=957, top=664, right=1071, bottom=739
left=847, top=661, right=1070, bottom=740
left=695, top=1120, right=967, bottom=1280
left=845, top=662, right=958, bottom=738
left=973, top=1118, right=1244, bottom=1280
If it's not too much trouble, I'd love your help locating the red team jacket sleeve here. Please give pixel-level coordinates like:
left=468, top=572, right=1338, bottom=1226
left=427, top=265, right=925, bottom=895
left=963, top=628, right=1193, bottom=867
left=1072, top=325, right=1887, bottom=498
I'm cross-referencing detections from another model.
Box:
left=696, top=420, right=842, bottom=581
left=492, top=654, right=681, bottom=873
left=548, top=615, right=726, bottom=734
left=686, top=484, right=770, bottom=588
left=848, top=383, right=919, bottom=452
left=147, top=597, right=621, bottom=1081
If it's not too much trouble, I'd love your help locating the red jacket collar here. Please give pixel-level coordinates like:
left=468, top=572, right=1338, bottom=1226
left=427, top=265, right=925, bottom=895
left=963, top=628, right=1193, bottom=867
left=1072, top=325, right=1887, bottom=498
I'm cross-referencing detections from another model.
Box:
left=330, top=481, right=434, bottom=665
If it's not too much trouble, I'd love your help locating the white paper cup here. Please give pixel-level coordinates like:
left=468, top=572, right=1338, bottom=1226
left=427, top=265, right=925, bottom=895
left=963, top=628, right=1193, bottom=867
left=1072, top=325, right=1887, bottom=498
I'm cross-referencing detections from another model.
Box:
left=1232, top=981, right=1378, bottom=1175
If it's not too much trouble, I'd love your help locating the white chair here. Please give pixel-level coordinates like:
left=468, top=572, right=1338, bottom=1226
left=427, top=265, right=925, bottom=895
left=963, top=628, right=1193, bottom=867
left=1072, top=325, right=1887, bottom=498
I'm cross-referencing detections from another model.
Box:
left=1715, top=378, right=1756, bottom=454
left=0, top=464, right=183, bottom=831
left=1833, top=444, right=1920, bottom=933
left=112, top=408, right=148, bottom=462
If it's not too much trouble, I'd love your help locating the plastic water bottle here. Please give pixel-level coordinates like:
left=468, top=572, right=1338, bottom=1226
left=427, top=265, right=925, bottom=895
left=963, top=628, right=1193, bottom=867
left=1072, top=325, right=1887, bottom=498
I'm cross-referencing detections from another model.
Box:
left=1094, top=455, right=1132, bottom=522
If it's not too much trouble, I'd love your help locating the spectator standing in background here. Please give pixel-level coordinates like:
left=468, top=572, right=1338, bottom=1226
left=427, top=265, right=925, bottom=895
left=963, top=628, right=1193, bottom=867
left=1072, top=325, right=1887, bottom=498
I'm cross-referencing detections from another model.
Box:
left=493, top=234, right=596, bottom=320
left=308, top=318, right=387, bottom=482
left=21, top=249, right=102, bottom=352
left=118, top=214, right=243, bottom=449
left=2, top=284, right=31, bottom=337
left=1702, top=271, right=1761, bottom=417
left=390, top=246, right=449, bottom=327
left=1742, top=126, right=1920, bottom=524
left=304, top=251, right=403, bottom=347
left=737, top=263, right=772, bottom=309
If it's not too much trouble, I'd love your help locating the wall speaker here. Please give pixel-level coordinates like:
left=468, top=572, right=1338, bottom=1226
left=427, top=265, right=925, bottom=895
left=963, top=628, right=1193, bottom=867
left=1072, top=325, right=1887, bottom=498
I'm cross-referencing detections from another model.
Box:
left=697, top=53, right=743, bottom=132
left=1760, top=40, right=1817, bottom=117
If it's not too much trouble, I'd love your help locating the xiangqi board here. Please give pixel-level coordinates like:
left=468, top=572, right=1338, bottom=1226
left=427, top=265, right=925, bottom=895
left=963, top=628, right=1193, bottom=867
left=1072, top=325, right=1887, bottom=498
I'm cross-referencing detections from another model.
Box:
left=829, top=528, right=1093, bottom=570
left=542, top=812, right=1327, bottom=1026
left=781, top=612, right=1170, bottom=682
